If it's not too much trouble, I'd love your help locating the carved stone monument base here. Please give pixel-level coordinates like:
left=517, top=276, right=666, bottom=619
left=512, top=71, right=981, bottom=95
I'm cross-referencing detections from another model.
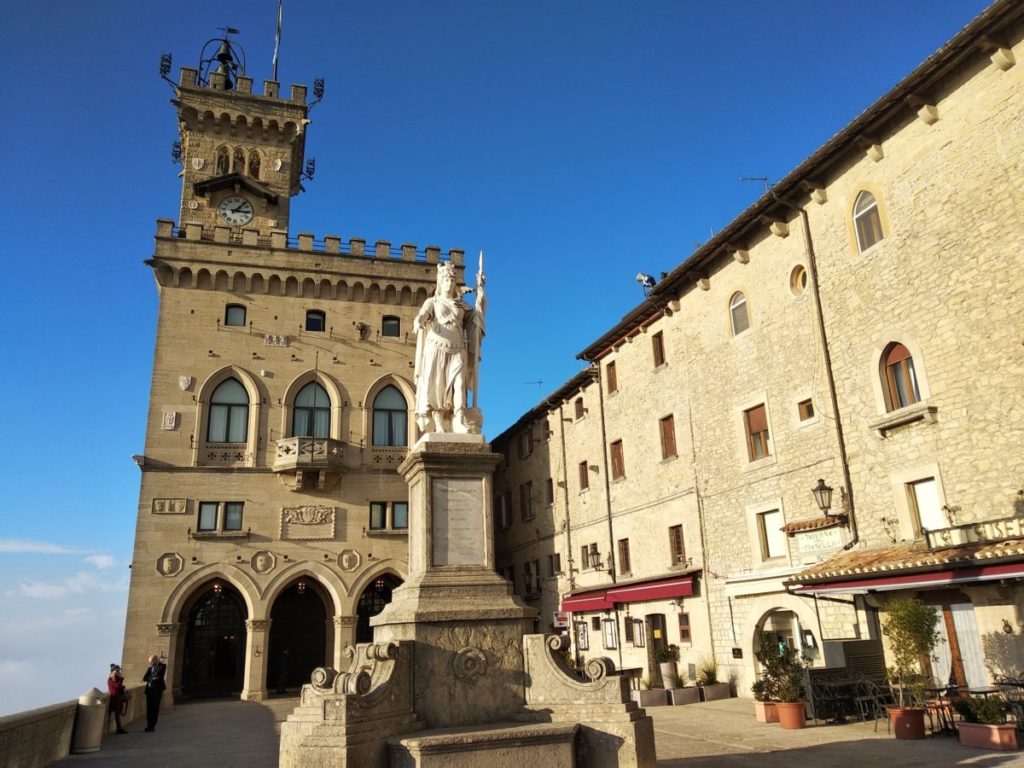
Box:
left=279, top=437, right=655, bottom=768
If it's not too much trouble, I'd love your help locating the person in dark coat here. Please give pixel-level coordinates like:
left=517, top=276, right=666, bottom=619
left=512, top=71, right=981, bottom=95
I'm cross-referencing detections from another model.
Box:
left=107, top=664, right=127, bottom=734
left=142, top=654, right=167, bottom=732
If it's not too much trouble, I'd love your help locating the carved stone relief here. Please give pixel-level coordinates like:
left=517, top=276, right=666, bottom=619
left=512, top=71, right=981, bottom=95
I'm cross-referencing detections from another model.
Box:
left=152, top=498, right=188, bottom=515
left=246, top=619, right=271, bottom=632
left=251, top=550, right=277, bottom=575
left=264, top=334, right=291, bottom=347
left=280, top=505, right=336, bottom=540
left=156, top=552, right=184, bottom=577
left=338, top=549, right=361, bottom=572
left=178, top=376, right=193, bottom=391
left=162, top=411, right=178, bottom=430
left=334, top=616, right=356, bottom=629
left=156, top=623, right=178, bottom=637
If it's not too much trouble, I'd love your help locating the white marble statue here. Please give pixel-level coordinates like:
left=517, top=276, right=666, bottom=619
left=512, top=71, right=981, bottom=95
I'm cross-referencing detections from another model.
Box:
left=413, top=254, right=486, bottom=434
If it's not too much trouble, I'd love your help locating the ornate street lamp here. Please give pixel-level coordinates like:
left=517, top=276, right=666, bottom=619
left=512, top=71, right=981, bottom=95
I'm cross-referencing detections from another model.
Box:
left=812, top=479, right=834, bottom=516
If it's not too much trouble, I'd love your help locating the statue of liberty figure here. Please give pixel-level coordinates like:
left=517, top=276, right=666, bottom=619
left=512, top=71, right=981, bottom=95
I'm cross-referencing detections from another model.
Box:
left=412, top=254, right=486, bottom=434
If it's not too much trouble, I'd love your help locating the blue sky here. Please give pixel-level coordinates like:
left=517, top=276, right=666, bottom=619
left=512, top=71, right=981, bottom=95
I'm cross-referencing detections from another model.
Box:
left=0, top=0, right=991, bottom=714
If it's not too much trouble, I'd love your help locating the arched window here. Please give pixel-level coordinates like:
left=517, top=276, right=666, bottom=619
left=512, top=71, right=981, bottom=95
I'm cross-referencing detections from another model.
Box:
left=372, top=386, right=407, bottom=446
left=233, top=148, right=245, bottom=173
left=248, top=151, right=261, bottom=179
left=305, top=310, right=326, bottom=332
left=883, top=343, right=920, bottom=410
left=293, top=381, right=330, bottom=437
left=730, top=292, right=749, bottom=335
left=208, top=378, right=249, bottom=443
left=381, top=316, right=400, bottom=337
left=854, top=191, right=884, bottom=252
left=216, top=147, right=230, bottom=175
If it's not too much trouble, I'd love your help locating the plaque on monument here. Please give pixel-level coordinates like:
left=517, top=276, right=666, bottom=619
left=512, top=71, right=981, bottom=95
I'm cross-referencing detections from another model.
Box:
left=431, top=477, right=484, bottom=566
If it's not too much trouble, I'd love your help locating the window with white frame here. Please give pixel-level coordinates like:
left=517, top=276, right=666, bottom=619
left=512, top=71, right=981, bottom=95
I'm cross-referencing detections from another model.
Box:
left=853, top=191, right=884, bottom=252
left=603, top=619, right=618, bottom=650
left=907, top=478, right=945, bottom=534
left=730, top=291, right=749, bottom=335
left=756, top=509, right=787, bottom=560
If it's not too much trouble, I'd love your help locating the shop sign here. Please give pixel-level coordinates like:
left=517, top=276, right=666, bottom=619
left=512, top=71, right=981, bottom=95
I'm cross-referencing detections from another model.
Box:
left=795, top=527, right=844, bottom=555
left=927, top=517, right=1024, bottom=548
left=552, top=611, right=569, bottom=628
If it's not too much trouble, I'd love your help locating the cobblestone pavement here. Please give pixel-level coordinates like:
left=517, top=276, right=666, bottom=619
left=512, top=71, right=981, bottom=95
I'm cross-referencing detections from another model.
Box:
left=60, top=695, right=1024, bottom=767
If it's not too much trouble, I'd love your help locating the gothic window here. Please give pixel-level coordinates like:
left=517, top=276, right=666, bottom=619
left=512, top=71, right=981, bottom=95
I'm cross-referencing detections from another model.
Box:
left=372, top=386, right=408, bottom=446
left=233, top=148, right=245, bottom=173
left=292, top=381, right=330, bottom=438
left=216, top=147, right=229, bottom=175
left=854, top=191, right=884, bottom=252
left=248, top=151, right=261, bottom=179
left=207, top=378, right=249, bottom=443
left=730, top=292, right=749, bottom=335
left=882, top=342, right=920, bottom=410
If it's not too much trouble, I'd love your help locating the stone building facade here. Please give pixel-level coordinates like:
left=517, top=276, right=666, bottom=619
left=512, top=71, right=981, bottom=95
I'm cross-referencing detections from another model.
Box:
left=494, top=0, right=1024, bottom=694
left=121, top=51, right=465, bottom=701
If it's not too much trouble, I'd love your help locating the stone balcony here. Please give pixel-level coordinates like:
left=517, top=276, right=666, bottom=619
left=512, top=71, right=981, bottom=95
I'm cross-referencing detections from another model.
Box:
left=273, top=436, right=346, bottom=491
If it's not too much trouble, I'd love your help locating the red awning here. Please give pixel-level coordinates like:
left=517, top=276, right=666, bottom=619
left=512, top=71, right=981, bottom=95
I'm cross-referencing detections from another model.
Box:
left=793, top=561, right=1024, bottom=595
left=561, top=573, right=696, bottom=612
left=561, top=592, right=611, bottom=612
left=607, top=575, right=694, bottom=603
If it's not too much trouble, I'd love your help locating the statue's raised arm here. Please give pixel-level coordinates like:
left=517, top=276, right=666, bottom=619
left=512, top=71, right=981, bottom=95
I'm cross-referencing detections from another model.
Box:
left=412, top=258, right=485, bottom=436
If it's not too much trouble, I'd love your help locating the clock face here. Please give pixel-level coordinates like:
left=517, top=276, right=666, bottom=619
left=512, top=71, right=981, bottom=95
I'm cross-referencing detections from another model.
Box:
left=217, top=195, right=254, bottom=226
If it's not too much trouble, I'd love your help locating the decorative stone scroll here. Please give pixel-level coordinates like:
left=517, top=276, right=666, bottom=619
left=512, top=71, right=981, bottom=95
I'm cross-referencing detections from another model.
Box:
left=280, top=505, right=336, bottom=540
left=152, top=498, right=188, bottom=515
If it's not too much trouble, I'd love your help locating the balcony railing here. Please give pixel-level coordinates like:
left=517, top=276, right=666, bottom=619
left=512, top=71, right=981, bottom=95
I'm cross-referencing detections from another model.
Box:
left=273, top=436, right=346, bottom=491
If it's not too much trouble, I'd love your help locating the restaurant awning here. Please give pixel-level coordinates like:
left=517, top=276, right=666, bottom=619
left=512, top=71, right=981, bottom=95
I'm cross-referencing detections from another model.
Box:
left=786, top=537, right=1024, bottom=595
left=561, top=571, right=697, bottom=612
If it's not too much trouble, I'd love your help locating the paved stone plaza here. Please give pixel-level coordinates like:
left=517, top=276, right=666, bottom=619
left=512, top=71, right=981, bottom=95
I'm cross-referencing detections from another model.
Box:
left=59, top=696, right=1024, bottom=767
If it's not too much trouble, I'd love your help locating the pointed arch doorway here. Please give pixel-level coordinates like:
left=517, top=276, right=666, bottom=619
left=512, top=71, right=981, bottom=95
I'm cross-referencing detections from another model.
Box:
left=356, top=574, right=403, bottom=643
left=181, top=581, right=247, bottom=697
left=267, top=578, right=330, bottom=694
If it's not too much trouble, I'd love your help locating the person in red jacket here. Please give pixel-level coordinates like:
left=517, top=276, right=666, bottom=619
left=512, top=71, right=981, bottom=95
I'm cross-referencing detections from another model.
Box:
left=107, top=664, right=127, bottom=734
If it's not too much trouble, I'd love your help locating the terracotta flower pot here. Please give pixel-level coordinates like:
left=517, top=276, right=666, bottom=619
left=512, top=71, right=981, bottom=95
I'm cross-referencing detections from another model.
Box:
left=775, top=701, right=806, bottom=729
left=887, top=707, right=926, bottom=740
left=956, top=722, right=1019, bottom=750
left=754, top=701, right=779, bottom=723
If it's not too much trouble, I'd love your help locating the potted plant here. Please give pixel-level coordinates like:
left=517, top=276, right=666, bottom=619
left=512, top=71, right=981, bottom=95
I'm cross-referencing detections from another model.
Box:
left=697, top=657, right=731, bottom=701
left=654, top=644, right=680, bottom=690
left=954, top=696, right=1018, bottom=750
left=752, top=633, right=782, bottom=723
left=667, top=671, right=700, bottom=705
left=774, top=650, right=810, bottom=729
left=881, top=597, right=940, bottom=740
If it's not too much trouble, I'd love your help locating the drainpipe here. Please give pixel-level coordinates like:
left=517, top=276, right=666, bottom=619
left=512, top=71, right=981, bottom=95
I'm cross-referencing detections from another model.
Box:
left=555, top=401, right=576, bottom=592
left=595, top=365, right=618, bottom=583
left=770, top=192, right=859, bottom=550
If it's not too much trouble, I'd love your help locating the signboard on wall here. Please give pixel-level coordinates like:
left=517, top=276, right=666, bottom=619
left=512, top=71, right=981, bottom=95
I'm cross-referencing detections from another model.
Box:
left=794, top=527, right=844, bottom=555
left=552, top=611, right=569, bottom=628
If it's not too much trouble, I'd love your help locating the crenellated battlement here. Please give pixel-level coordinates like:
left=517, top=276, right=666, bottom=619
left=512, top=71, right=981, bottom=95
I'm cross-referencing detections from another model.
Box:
left=178, top=66, right=307, bottom=106
left=155, top=218, right=465, bottom=266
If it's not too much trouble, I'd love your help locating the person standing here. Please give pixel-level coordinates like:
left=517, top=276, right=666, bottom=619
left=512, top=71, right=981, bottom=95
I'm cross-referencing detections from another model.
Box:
left=107, top=664, right=127, bottom=734
left=142, top=654, right=167, bottom=732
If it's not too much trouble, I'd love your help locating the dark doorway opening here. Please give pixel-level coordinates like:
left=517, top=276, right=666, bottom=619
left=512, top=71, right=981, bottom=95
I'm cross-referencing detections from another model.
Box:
left=356, top=573, right=403, bottom=643
left=268, top=579, right=329, bottom=693
left=181, top=582, right=247, bottom=697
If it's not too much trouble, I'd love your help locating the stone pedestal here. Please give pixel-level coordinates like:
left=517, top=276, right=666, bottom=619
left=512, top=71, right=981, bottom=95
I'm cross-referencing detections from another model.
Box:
left=372, top=435, right=536, bottom=728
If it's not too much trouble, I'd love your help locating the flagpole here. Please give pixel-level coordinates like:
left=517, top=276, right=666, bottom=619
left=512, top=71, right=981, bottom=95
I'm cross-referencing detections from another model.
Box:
left=272, top=0, right=283, bottom=81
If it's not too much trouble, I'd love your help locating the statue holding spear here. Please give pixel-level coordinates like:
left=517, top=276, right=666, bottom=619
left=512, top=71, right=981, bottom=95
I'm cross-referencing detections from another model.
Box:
left=412, top=253, right=486, bottom=435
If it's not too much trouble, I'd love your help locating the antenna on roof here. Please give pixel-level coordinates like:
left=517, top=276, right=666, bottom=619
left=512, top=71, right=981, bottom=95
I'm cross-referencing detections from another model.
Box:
left=740, top=176, right=772, bottom=194
left=272, top=0, right=283, bottom=81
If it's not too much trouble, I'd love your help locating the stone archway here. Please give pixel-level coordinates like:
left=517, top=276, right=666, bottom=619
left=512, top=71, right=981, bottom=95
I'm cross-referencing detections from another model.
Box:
left=356, top=573, right=403, bottom=643
left=267, top=578, right=330, bottom=694
left=180, top=580, right=248, bottom=697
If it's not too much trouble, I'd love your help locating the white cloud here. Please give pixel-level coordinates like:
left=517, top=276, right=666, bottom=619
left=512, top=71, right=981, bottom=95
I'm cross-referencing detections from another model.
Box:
left=0, top=539, right=88, bottom=555
left=84, top=554, right=117, bottom=569
left=16, top=570, right=128, bottom=600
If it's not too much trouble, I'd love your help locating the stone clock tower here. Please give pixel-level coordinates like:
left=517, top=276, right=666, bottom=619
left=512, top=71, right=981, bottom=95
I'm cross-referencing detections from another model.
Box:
left=121, top=32, right=465, bottom=706
left=173, top=38, right=309, bottom=234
